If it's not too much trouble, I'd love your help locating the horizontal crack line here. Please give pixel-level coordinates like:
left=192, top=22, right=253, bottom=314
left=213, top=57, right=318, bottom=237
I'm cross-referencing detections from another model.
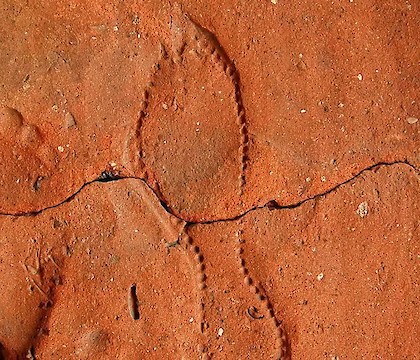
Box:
left=0, top=160, right=417, bottom=225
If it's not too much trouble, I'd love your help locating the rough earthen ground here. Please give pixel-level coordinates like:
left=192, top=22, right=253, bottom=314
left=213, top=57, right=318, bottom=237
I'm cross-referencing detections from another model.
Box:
left=0, top=1, right=419, bottom=359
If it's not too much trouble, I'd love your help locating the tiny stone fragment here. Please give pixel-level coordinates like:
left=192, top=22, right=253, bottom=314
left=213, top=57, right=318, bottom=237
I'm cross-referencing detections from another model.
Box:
left=407, top=117, right=418, bottom=124
left=132, top=15, right=140, bottom=25
left=65, top=112, right=76, bottom=128
left=317, top=273, right=324, bottom=281
left=356, top=201, right=369, bottom=218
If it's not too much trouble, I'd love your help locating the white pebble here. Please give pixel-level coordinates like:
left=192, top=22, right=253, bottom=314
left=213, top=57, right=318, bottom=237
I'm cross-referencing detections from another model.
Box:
left=218, top=328, right=224, bottom=337
left=407, top=117, right=418, bottom=124
left=357, top=73, right=363, bottom=81
left=356, top=201, right=369, bottom=218
left=65, top=112, right=76, bottom=128
left=317, top=273, right=324, bottom=281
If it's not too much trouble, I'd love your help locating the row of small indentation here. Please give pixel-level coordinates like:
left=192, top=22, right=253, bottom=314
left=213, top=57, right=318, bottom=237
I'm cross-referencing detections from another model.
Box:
left=181, top=233, right=207, bottom=322
left=226, top=62, right=249, bottom=191
left=183, top=234, right=206, bottom=286
left=136, top=87, right=152, bottom=177
left=222, top=56, right=249, bottom=194
left=237, top=246, right=288, bottom=360
left=195, top=32, right=249, bottom=195
left=181, top=232, right=210, bottom=358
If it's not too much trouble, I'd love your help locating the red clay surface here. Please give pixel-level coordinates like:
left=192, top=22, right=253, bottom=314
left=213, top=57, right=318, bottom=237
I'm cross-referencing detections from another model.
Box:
left=0, top=1, right=419, bottom=359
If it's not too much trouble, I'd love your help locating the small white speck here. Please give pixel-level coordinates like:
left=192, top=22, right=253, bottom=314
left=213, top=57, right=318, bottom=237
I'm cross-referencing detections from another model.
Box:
left=356, top=201, right=369, bottom=218
left=162, top=103, right=168, bottom=110
left=52, top=104, right=59, bottom=112
left=317, top=273, right=324, bottom=281
left=132, top=15, right=140, bottom=25
left=407, top=117, right=418, bottom=124
left=196, top=122, right=200, bottom=126
left=306, top=177, right=311, bottom=182
left=57, top=146, right=64, bottom=152
left=271, top=0, right=278, bottom=4
left=357, top=73, right=363, bottom=81
left=113, top=25, right=119, bottom=32
left=300, top=109, right=307, bottom=113
left=218, top=328, right=224, bottom=337
left=321, top=175, right=326, bottom=182
left=338, top=102, right=344, bottom=108
left=189, top=317, right=194, bottom=323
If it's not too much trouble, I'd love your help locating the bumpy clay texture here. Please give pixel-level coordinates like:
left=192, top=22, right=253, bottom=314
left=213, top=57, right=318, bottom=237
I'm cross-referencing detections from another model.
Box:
left=0, top=1, right=419, bottom=359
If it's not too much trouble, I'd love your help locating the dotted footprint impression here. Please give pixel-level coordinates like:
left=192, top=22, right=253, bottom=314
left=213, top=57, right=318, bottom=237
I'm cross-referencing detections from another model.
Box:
left=134, top=7, right=249, bottom=220
left=134, top=7, right=289, bottom=360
